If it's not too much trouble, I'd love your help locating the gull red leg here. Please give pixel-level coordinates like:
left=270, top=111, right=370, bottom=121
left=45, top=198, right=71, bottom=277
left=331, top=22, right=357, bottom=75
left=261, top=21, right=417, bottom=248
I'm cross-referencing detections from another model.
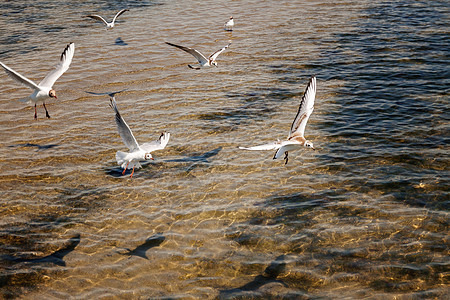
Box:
left=130, top=166, right=135, bottom=178
left=122, top=162, right=129, bottom=175
left=43, top=103, right=50, bottom=118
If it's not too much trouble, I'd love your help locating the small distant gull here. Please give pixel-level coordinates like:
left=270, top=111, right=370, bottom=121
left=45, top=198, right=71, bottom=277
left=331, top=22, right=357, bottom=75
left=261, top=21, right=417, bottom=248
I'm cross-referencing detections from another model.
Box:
left=224, top=16, right=234, bottom=31
left=239, top=76, right=317, bottom=164
left=86, top=9, right=129, bottom=29
left=165, top=42, right=231, bottom=69
left=110, top=98, right=170, bottom=178
left=0, top=43, right=75, bottom=119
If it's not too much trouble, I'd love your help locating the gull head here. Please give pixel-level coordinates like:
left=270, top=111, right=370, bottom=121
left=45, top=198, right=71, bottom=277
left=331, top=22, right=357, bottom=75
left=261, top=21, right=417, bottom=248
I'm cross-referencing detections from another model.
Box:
left=212, top=61, right=218, bottom=67
left=49, top=89, right=57, bottom=99
left=145, top=153, right=154, bottom=160
left=305, top=140, right=315, bottom=150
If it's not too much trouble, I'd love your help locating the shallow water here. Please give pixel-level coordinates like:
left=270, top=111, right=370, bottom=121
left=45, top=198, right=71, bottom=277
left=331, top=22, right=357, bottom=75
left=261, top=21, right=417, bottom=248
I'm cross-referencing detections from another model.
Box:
left=0, top=0, right=448, bottom=299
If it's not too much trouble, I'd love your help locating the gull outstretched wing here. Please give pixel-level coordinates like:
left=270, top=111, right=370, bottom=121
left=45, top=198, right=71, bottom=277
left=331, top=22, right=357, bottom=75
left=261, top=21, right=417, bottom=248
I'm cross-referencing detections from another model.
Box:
left=140, top=132, right=170, bottom=153
left=112, top=9, right=129, bottom=23
left=209, top=43, right=231, bottom=61
left=86, top=14, right=109, bottom=26
left=0, top=61, right=40, bottom=91
left=39, top=42, right=75, bottom=88
left=110, top=98, right=140, bottom=152
left=288, top=76, right=316, bottom=138
left=165, top=42, right=208, bottom=65
left=239, top=141, right=282, bottom=151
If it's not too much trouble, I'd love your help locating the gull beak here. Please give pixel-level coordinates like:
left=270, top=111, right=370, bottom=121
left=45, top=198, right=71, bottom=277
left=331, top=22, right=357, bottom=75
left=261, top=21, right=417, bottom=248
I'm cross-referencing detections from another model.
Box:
left=151, top=157, right=154, bottom=160
left=312, top=147, right=316, bottom=151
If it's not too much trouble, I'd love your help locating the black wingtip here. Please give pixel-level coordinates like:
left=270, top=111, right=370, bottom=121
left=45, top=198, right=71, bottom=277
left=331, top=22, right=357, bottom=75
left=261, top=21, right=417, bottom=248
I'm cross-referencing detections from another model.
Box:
left=60, top=42, right=73, bottom=60
left=109, top=97, right=115, bottom=109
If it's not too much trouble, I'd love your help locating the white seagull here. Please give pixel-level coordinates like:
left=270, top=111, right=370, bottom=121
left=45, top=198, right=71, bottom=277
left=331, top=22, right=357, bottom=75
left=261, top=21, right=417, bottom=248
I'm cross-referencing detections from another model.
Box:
left=110, top=98, right=170, bottom=178
left=86, top=9, right=129, bottom=29
left=239, top=76, right=317, bottom=165
left=165, top=42, right=231, bottom=69
left=0, top=42, right=75, bottom=119
left=224, top=16, right=234, bottom=31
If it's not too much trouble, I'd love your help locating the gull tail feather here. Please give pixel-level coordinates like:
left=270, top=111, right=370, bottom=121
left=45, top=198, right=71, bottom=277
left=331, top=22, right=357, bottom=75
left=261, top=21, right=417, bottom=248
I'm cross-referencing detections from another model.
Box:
left=19, top=97, right=32, bottom=104
left=116, top=151, right=128, bottom=168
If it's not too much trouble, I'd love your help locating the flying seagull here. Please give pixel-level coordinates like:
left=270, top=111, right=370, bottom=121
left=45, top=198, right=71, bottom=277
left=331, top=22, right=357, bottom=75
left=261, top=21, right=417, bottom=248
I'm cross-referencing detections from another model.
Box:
left=86, top=9, right=129, bottom=29
left=165, top=42, right=231, bottom=69
left=0, top=43, right=75, bottom=119
left=110, top=98, right=170, bottom=178
left=239, top=76, right=317, bottom=164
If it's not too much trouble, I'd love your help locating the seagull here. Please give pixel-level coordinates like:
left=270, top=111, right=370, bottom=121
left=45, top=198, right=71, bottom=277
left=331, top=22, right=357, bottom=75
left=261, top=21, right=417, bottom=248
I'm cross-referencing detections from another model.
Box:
left=239, top=76, right=317, bottom=165
left=110, top=98, right=170, bottom=178
left=224, top=16, right=234, bottom=31
left=0, top=43, right=75, bottom=119
left=165, top=42, right=231, bottom=69
left=86, top=9, right=129, bottom=29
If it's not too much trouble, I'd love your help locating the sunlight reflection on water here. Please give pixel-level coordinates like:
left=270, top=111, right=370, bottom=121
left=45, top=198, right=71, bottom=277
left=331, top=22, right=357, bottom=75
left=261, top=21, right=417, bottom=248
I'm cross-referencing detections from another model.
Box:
left=0, top=0, right=448, bottom=298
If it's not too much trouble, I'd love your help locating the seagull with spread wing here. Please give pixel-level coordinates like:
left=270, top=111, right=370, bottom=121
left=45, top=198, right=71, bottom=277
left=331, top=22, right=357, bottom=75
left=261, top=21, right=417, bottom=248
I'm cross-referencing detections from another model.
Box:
left=0, top=43, right=75, bottom=119
left=110, top=98, right=170, bottom=178
left=165, top=42, right=231, bottom=69
left=86, top=9, right=129, bottom=29
left=239, top=76, right=317, bottom=165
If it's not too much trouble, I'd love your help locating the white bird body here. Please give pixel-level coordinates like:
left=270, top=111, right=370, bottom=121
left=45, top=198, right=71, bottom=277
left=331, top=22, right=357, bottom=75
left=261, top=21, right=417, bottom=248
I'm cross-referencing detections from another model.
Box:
left=0, top=42, right=75, bottom=119
left=224, top=16, right=234, bottom=31
left=165, top=42, right=231, bottom=69
left=110, top=98, right=170, bottom=177
left=239, top=76, right=317, bottom=164
left=116, top=150, right=146, bottom=170
left=26, top=88, right=51, bottom=104
left=86, top=9, right=129, bottom=29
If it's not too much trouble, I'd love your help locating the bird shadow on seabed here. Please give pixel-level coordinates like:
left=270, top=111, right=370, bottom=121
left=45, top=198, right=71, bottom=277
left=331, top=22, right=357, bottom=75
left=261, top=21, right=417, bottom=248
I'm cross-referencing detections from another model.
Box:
left=166, top=146, right=222, bottom=167
left=8, top=143, right=59, bottom=151
left=1, top=234, right=81, bottom=267
left=116, top=233, right=165, bottom=259
left=115, top=37, right=128, bottom=46
left=104, top=147, right=223, bottom=178
left=219, top=255, right=288, bottom=299
left=0, top=232, right=80, bottom=298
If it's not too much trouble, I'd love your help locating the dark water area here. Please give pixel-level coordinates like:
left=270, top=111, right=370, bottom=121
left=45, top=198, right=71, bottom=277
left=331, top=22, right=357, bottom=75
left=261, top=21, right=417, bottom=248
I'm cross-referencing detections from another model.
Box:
left=316, top=1, right=449, bottom=210
left=0, top=0, right=448, bottom=299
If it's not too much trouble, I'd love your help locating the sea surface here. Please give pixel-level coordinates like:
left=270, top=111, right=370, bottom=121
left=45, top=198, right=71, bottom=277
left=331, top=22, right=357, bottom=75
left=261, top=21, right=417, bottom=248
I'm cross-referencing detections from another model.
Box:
left=0, top=0, right=448, bottom=299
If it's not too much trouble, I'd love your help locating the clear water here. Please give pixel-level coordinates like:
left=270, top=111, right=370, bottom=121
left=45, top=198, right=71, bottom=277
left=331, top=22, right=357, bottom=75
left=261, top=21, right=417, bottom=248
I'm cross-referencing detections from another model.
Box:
left=0, top=0, right=448, bottom=298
